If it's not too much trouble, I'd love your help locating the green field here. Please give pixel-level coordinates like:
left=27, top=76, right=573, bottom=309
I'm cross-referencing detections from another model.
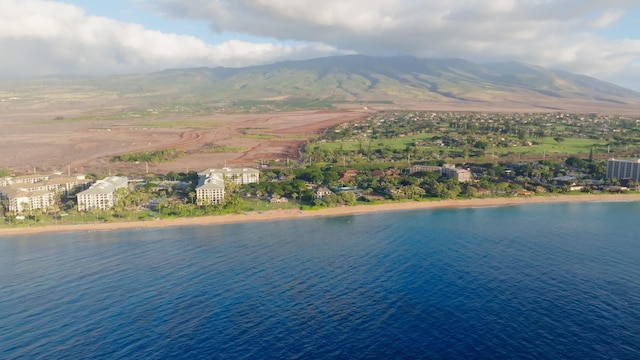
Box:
left=492, top=137, right=608, bottom=156
left=315, top=135, right=609, bottom=159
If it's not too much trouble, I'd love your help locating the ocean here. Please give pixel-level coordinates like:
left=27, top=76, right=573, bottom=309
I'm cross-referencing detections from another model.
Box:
left=2, top=202, right=640, bottom=359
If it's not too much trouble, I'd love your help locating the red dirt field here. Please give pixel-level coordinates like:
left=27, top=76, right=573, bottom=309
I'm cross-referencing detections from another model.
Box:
left=2, top=96, right=638, bottom=176
left=0, top=107, right=370, bottom=175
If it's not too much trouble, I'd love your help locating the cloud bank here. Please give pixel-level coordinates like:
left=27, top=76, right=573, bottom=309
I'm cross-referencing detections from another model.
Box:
left=1, top=0, right=639, bottom=90
left=0, top=0, right=341, bottom=77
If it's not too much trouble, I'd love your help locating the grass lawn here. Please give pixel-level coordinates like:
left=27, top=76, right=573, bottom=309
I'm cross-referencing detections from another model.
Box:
left=493, top=137, right=607, bottom=156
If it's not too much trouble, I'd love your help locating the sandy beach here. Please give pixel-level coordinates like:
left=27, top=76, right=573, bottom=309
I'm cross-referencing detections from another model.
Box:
left=1, top=193, right=639, bottom=237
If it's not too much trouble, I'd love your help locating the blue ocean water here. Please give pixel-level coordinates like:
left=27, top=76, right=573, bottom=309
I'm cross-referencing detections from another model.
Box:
left=1, top=202, right=640, bottom=359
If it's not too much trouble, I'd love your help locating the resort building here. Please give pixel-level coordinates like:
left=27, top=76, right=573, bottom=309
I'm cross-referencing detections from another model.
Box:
left=606, top=158, right=640, bottom=181
left=441, top=164, right=472, bottom=183
left=409, top=163, right=472, bottom=183
left=409, top=165, right=444, bottom=175
left=197, top=167, right=260, bottom=185
left=76, top=176, right=129, bottom=211
left=0, top=174, right=93, bottom=214
left=0, top=187, right=56, bottom=214
left=195, top=173, right=225, bottom=205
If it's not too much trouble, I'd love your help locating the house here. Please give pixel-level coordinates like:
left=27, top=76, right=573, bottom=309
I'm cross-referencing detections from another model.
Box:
left=269, top=196, right=289, bottom=203
left=314, top=186, right=333, bottom=199
left=473, top=187, right=492, bottom=196
left=339, top=170, right=359, bottom=182
left=76, top=176, right=128, bottom=211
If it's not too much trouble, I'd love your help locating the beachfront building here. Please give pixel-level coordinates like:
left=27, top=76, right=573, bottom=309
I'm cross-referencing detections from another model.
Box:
left=195, top=173, right=225, bottom=205
left=0, top=187, right=56, bottom=214
left=409, top=164, right=444, bottom=175
left=197, top=167, right=260, bottom=185
left=76, top=176, right=129, bottom=211
left=314, top=186, right=333, bottom=199
left=0, top=174, right=93, bottom=214
left=409, top=163, right=472, bottom=183
left=606, top=158, right=640, bottom=181
left=442, top=164, right=473, bottom=183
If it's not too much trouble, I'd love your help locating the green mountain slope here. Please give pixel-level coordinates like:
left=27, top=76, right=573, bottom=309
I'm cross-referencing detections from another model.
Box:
left=2, top=55, right=638, bottom=110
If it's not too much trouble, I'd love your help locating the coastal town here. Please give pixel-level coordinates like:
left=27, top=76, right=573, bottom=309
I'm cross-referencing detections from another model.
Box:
left=3, top=108, right=640, bottom=228
left=1, top=155, right=639, bottom=228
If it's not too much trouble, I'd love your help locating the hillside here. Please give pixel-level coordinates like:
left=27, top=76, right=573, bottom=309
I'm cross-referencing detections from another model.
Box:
left=1, top=55, right=638, bottom=113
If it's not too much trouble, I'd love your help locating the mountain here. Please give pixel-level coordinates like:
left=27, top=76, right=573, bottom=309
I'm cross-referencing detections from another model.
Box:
left=2, top=55, right=638, bottom=111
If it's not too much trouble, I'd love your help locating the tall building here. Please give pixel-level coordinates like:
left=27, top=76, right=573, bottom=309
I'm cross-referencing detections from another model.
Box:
left=606, top=158, right=640, bottom=181
left=410, top=163, right=472, bottom=183
left=197, top=168, right=260, bottom=185
left=0, top=174, right=92, bottom=214
left=76, top=176, right=128, bottom=211
left=442, top=165, right=472, bottom=183
left=195, top=173, right=225, bottom=205
left=0, top=188, right=55, bottom=214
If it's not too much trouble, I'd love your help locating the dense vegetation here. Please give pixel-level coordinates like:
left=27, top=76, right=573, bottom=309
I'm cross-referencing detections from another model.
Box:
left=112, top=148, right=185, bottom=163
left=308, top=111, right=640, bottom=165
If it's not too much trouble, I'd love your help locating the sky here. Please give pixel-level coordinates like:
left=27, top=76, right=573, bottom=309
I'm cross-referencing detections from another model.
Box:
left=1, top=0, right=639, bottom=90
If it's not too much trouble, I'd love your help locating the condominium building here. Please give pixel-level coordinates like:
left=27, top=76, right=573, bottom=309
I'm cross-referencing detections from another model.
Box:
left=76, top=176, right=129, bottom=211
left=606, top=158, right=640, bottom=181
left=0, top=175, right=92, bottom=214
left=195, top=173, right=225, bottom=205
left=409, top=165, right=444, bottom=175
left=0, top=188, right=55, bottom=214
left=442, top=165, right=473, bottom=183
left=409, top=163, right=473, bottom=183
left=197, top=167, right=260, bottom=185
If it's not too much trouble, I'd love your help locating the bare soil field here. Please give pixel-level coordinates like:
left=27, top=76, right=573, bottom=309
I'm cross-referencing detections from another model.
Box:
left=2, top=95, right=637, bottom=176
left=0, top=103, right=370, bottom=175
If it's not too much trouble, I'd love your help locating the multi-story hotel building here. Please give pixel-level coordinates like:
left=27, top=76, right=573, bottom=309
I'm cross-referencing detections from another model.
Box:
left=409, top=164, right=472, bottom=183
left=195, top=173, right=225, bottom=205
left=0, top=188, right=56, bottom=214
left=0, top=175, right=92, bottom=214
left=197, top=168, right=260, bottom=185
left=442, top=166, right=473, bottom=183
left=76, top=176, right=129, bottom=211
left=606, top=158, right=640, bottom=181
left=195, top=167, right=259, bottom=205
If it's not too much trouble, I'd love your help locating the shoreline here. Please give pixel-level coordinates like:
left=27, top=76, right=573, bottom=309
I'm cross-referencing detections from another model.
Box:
left=1, top=193, right=639, bottom=237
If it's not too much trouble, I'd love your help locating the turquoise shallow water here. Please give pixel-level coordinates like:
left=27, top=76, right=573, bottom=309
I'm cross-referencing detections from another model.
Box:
left=2, top=202, right=640, bottom=359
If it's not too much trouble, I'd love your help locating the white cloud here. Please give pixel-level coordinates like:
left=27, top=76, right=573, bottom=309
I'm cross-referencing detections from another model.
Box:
left=0, top=0, right=342, bottom=77
left=592, top=9, right=626, bottom=28
left=152, top=0, right=640, bottom=90
left=0, top=0, right=639, bottom=91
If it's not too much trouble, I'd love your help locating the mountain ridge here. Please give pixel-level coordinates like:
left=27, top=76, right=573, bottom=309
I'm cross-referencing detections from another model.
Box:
left=2, top=55, right=638, bottom=111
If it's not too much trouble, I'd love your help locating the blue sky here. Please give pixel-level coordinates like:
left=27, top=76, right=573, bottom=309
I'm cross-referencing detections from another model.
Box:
left=1, top=0, right=639, bottom=90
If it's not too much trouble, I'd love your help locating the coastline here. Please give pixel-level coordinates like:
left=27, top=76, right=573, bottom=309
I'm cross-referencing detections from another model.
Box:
left=1, top=193, right=639, bottom=237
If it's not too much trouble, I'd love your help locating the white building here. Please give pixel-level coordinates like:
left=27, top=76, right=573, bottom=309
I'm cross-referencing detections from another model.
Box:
left=195, top=173, right=225, bottom=205
left=0, top=188, right=56, bottom=214
left=607, top=158, right=640, bottom=181
left=409, top=165, right=443, bottom=175
left=197, top=167, right=260, bottom=185
left=76, top=176, right=128, bottom=211
left=410, top=163, right=472, bottom=183
left=442, top=166, right=473, bottom=183
left=0, top=175, right=92, bottom=214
